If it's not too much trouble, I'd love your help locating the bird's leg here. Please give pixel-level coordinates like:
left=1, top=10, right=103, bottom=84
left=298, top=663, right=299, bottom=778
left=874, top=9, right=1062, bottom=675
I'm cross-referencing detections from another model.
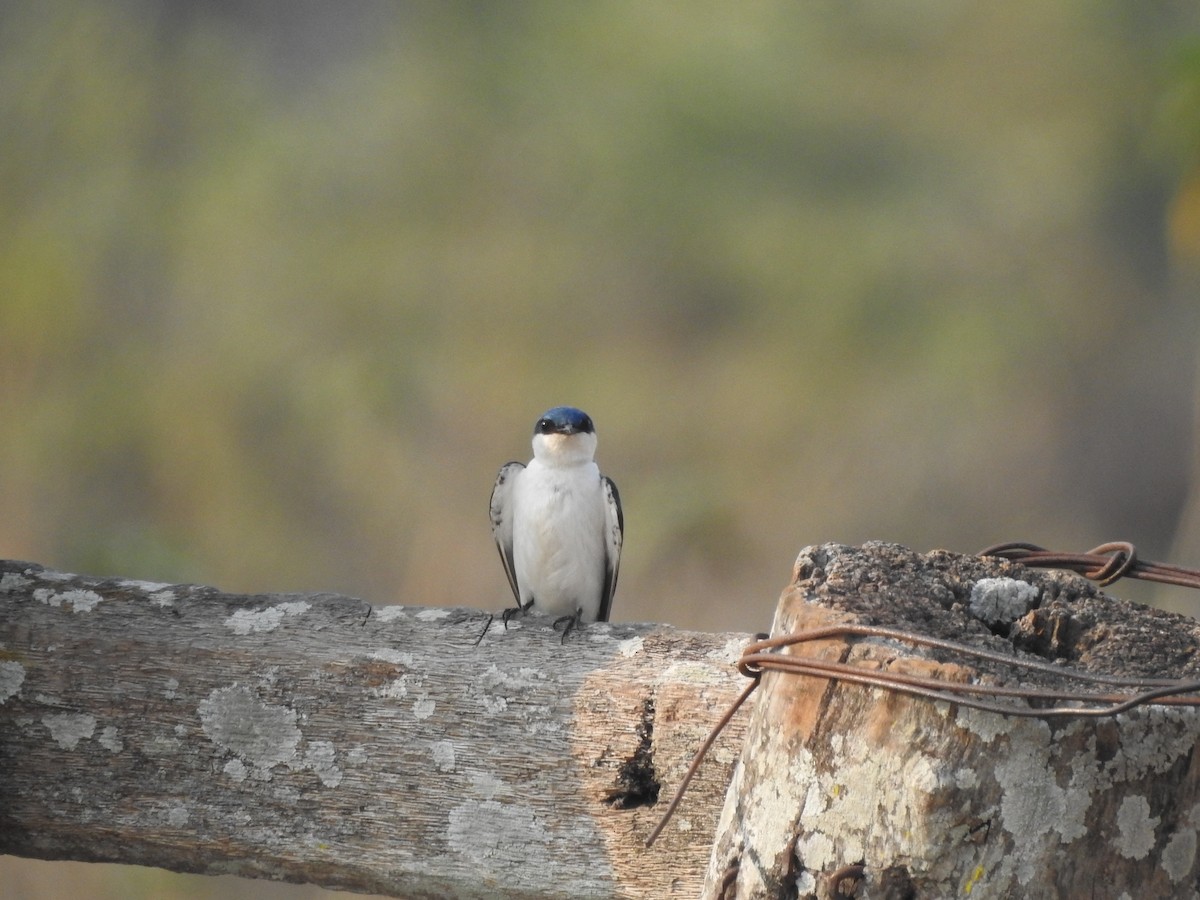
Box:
left=552, top=608, right=583, bottom=644
left=473, top=613, right=495, bottom=646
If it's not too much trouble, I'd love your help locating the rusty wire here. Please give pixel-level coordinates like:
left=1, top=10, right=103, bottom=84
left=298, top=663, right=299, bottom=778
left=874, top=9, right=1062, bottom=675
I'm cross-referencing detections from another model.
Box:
left=738, top=624, right=1200, bottom=719
left=978, top=540, right=1200, bottom=589
left=645, top=541, right=1200, bottom=851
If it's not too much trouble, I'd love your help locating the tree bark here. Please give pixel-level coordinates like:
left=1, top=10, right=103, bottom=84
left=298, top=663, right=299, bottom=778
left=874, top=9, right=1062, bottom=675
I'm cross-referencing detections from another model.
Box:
left=705, top=542, right=1200, bottom=899
left=0, top=559, right=753, bottom=899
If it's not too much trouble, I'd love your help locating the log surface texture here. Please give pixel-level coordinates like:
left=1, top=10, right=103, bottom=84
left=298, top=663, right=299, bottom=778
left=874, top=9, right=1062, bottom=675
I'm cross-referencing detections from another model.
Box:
left=0, top=559, right=753, bottom=899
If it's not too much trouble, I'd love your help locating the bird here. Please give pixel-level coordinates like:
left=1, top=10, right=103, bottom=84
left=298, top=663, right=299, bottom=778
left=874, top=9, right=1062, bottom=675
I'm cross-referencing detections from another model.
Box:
left=485, top=406, right=623, bottom=641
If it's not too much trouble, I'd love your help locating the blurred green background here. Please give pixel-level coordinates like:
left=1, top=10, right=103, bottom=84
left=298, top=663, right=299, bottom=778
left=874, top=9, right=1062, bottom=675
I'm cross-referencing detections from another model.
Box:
left=5, top=2, right=1200, bottom=897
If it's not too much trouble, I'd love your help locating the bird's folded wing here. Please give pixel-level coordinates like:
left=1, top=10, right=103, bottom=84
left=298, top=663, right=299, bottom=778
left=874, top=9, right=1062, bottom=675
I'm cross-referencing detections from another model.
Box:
left=598, top=475, right=623, bottom=622
left=489, top=461, right=525, bottom=603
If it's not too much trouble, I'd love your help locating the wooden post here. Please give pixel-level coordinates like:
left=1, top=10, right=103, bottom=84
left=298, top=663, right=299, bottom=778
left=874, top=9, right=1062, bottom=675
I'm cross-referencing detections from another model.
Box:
left=0, top=558, right=752, bottom=899
left=704, top=543, right=1200, bottom=898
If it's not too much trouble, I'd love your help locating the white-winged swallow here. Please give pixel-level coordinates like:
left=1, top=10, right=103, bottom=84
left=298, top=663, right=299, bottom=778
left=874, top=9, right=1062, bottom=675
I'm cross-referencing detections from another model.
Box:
left=486, top=406, right=623, bottom=641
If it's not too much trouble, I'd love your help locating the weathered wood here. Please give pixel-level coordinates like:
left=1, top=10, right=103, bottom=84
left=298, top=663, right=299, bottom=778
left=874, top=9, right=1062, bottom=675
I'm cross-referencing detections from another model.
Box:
left=705, top=543, right=1200, bottom=899
left=0, top=559, right=753, bottom=899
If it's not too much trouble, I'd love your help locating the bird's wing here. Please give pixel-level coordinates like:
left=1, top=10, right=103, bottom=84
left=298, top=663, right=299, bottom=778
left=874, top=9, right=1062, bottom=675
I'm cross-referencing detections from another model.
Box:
left=490, top=462, right=525, bottom=604
left=597, top=475, right=623, bottom=622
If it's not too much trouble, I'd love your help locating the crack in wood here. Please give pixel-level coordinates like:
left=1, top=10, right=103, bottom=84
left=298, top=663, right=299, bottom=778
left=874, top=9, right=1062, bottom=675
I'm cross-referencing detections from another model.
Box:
left=603, top=696, right=661, bottom=809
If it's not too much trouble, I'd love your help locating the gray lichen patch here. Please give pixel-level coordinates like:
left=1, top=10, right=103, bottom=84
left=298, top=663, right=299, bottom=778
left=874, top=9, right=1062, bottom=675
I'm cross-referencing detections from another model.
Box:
left=304, top=740, right=343, bottom=787
left=98, top=725, right=123, bottom=753
left=33, top=588, right=104, bottom=613
left=1116, top=794, right=1159, bottom=860
left=42, top=712, right=97, bottom=749
left=224, top=601, right=312, bottom=635
left=0, top=660, right=25, bottom=702
left=198, top=685, right=301, bottom=770
left=0, top=572, right=32, bottom=592
left=1161, top=823, right=1198, bottom=882
left=969, top=577, right=1039, bottom=626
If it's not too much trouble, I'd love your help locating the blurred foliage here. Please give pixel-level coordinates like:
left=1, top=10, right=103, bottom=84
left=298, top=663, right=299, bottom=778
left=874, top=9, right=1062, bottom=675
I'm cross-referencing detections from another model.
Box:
left=1159, top=35, right=1200, bottom=261
left=4, top=2, right=1200, bottom=897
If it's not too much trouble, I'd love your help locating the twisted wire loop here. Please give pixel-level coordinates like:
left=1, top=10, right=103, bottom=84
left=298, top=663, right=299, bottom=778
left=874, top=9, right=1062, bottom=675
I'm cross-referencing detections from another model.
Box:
left=978, top=540, right=1200, bottom=589
left=646, top=541, right=1200, bottom=852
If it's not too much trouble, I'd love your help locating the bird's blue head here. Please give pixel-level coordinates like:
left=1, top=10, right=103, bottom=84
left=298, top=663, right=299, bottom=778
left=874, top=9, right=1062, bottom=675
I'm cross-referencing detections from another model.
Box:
left=534, top=406, right=595, bottom=437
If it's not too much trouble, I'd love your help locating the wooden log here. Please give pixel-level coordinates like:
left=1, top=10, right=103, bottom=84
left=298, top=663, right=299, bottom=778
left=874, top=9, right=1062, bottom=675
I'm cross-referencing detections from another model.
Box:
left=0, top=558, right=753, bottom=899
left=704, top=542, right=1200, bottom=899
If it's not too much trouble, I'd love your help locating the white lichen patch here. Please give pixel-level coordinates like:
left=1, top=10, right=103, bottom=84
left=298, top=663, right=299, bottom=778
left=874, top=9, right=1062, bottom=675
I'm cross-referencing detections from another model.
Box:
left=224, top=601, right=311, bottom=635
left=747, top=748, right=817, bottom=867
left=447, top=800, right=551, bottom=869
left=1116, top=794, right=1158, bottom=860
left=224, top=758, right=249, bottom=781
left=413, top=697, right=436, bottom=719
left=661, top=661, right=725, bottom=685
left=167, top=805, right=190, bottom=827
left=479, top=694, right=507, bottom=714
left=473, top=665, right=555, bottom=730
left=432, top=740, right=456, bottom=772
left=992, top=718, right=1092, bottom=861
left=956, top=705, right=1015, bottom=744
left=198, top=685, right=301, bottom=771
left=150, top=590, right=176, bottom=607
left=374, top=605, right=409, bottom=622
left=98, top=725, right=123, bottom=753
left=797, top=829, right=836, bottom=872
left=415, top=607, right=452, bottom=621
left=1162, top=826, right=1197, bottom=882
left=471, top=771, right=507, bottom=800
left=33, top=569, right=73, bottom=582
left=1108, top=707, right=1200, bottom=780
left=969, top=578, right=1039, bottom=625
left=34, top=588, right=104, bottom=613
left=43, top=712, right=96, bottom=749
left=150, top=731, right=182, bottom=752
left=617, top=635, right=644, bottom=658
left=0, top=572, right=32, bottom=592
left=304, top=740, right=343, bottom=787
left=376, top=678, right=410, bottom=700
left=793, top=735, right=957, bottom=869
left=370, top=648, right=413, bottom=665
left=164, top=677, right=179, bottom=700
left=0, top=660, right=25, bottom=702
left=372, top=666, right=427, bottom=702
left=120, top=579, right=174, bottom=593
left=711, top=636, right=749, bottom=664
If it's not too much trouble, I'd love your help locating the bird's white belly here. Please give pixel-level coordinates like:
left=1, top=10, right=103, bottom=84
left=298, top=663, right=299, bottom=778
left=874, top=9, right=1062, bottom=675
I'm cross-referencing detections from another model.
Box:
left=512, top=466, right=606, bottom=620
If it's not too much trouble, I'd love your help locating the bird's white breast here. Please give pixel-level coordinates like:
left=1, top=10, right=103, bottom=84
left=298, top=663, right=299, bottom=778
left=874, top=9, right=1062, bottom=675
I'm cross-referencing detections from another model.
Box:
left=511, top=459, right=607, bottom=620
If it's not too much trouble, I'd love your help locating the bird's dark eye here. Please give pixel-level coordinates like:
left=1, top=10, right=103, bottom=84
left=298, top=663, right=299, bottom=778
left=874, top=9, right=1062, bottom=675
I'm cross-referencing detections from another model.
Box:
left=580, top=415, right=594, bottom=433
left=535, top=418, right=554, bottom=434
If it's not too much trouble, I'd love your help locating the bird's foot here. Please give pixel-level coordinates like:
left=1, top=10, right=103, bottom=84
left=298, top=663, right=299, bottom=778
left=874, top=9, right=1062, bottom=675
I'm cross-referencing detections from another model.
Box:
left=474, top=598, right=537, bottom=646
left=501, top=598, right=534, bottom=630
left=552, top=610, right=583, bottom=644
left=477, top=602, right=540, bottom=643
